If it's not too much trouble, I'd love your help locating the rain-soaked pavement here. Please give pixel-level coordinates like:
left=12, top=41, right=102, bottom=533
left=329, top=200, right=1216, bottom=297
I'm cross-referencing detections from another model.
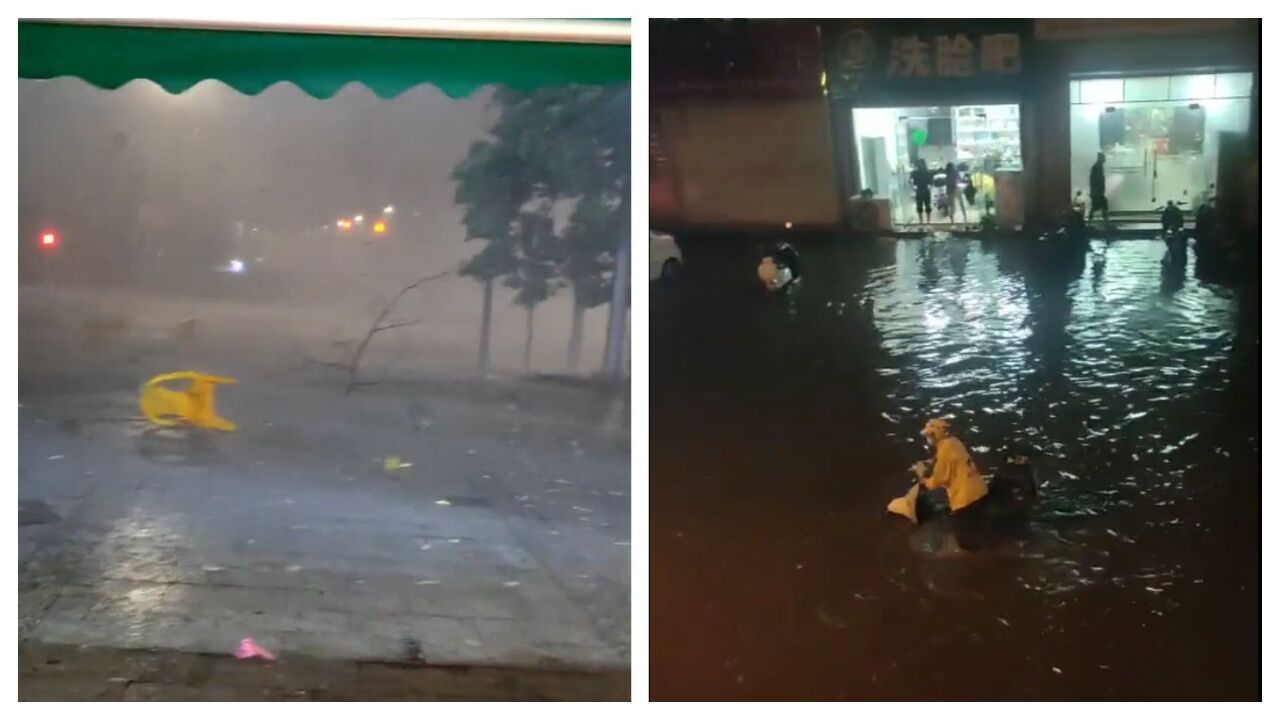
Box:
left=18, top=286, right=630, bottom=699
left=651, top=235, right=1259, bottom=700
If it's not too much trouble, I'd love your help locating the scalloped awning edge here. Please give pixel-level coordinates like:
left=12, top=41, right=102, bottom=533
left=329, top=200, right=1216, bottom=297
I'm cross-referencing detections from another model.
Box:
left=19, top=22, right=630, bottom=99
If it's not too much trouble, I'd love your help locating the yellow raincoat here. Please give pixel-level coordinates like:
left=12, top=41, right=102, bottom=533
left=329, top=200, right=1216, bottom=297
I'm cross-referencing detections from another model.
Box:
left=921, top=436, right=988, bottom=511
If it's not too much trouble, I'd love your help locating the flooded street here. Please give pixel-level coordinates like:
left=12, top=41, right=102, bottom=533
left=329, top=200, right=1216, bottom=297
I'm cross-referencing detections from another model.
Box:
left=651, top=236, right=1259, bottom=700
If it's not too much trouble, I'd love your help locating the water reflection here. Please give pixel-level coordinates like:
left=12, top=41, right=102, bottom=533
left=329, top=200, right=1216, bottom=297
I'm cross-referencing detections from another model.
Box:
left=868, top=239, right=1242, bottom=516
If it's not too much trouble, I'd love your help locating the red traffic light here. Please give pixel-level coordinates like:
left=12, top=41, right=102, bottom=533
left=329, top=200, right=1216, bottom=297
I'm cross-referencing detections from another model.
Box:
left=39, top=231, right=59, bottom=248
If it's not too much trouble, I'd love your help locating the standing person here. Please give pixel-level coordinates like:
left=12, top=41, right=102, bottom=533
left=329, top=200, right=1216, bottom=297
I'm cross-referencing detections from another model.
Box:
left=963, top=172, right=978, bottom=208
left=1160, top=199, right=1185, bottom=234
left=944, top=162, right=967, bottom=227
left=910, top=158, right=934, bottom=225
left=1089, top=152, right=1109, bottom=226
left=1195, top=195, right=1217, bottom=244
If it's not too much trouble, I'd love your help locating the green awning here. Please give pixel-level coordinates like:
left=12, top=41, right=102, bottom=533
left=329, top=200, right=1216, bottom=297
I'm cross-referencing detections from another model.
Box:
left=18, top=21, right=630, bottom=99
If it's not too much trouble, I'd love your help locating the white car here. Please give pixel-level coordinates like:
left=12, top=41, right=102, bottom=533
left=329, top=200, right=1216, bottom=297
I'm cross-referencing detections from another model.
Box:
left=649, top=231, right=682, bottom=282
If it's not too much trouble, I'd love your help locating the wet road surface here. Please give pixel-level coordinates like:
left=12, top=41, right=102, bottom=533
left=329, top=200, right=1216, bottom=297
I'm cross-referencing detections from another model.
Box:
left=19, top=287, right=630, bottom=680
left=651, top=235, right=1259, bottom=700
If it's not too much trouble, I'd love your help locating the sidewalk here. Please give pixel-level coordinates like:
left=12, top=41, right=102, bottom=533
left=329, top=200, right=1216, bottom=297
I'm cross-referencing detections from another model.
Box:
left=19, top=370, right=630, bottom=695
left=19, top=642, right=628, bottom=700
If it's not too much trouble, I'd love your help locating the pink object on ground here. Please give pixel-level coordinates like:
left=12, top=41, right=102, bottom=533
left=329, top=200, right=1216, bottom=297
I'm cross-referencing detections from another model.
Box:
left=234, top=637, right=276, bottom=661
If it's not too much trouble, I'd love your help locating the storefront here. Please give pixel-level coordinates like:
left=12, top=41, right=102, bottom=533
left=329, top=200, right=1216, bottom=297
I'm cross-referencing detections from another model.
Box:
left=1067, top=72, right=1254, bottom=217
left=823, top=20, right=1034, bottom=230
left=1030, top=19, right=1259, bottom=229
left=851, top=103, right=1022, bottom=227
left=649, top=19, right=1259, bottom=236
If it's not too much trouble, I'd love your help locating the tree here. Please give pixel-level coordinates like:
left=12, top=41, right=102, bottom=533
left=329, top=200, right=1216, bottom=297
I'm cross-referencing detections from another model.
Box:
left=452, top=130, right=528, bottom=375
left=534, top=86, right=630, bottom=371
left=505, top=202, right=562, bottom=372
left=453, top=84, right=630, bottom=374
left=561, top=189, right=626, bottom=370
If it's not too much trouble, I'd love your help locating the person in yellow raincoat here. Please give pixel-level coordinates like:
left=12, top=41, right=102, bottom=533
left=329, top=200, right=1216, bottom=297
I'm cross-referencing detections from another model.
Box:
left=913, top=418, right=991, bottom=550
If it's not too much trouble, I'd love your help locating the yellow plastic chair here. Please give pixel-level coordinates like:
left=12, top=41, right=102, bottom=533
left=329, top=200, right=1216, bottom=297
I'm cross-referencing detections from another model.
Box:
left=139, top=371, right=237, bottom=431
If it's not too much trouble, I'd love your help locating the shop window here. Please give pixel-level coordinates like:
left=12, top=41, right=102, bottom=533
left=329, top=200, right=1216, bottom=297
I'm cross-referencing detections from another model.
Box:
left=853, top=103, right=1021, bottom=227
left=1097, top=108, right=1121, bottom=149
left=1123, top=76, right=1169, bottom=103
left=1170, top=74, right=1215, bottom=101
left=1215, top=72, right=1253, bottom=98
left=1080, top=78, right=1123, bottom=104
left=1071, top=72, right=1252, bottom=214
left=1170, top=106, right=1206, bottom=154
left=1100, top=106, right=1193, bottom=152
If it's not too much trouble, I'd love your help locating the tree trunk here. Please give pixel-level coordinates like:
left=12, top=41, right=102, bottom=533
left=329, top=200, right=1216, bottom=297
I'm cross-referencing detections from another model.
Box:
left=601, top=228, right=630, bottom=377
left=478, top=278, right=494, bottom=376
left=567, top=288, right=585, bottom=373
left=523, top=305, right=535, bottom=373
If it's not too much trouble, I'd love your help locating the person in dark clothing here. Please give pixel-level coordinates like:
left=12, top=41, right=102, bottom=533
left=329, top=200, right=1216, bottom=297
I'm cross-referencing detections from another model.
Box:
left=1160, top=200, right=1185, bottom=234
left=963, top=173, right=978, bottom=207
left=772, top=241, right=800, bottom=276
left=1088, top=152, right=1109, bottom=225
left=1195, top=198, right=1218, bottom=243
left=910, top=159, right=934, bottom=225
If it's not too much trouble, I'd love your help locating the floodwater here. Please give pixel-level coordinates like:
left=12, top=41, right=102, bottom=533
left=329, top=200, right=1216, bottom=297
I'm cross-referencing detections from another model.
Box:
left=650, top=235, right=1259, bottom=700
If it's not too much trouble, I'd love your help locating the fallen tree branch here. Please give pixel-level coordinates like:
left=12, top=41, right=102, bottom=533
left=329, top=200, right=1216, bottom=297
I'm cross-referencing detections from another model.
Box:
left=374, top=319, right=423, bottom=333
left=345, top=271, right=450, bottom=395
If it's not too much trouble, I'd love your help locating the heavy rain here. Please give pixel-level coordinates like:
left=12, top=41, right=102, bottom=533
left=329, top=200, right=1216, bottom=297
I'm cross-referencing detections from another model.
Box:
left=18, top=76, right=631, bottom=699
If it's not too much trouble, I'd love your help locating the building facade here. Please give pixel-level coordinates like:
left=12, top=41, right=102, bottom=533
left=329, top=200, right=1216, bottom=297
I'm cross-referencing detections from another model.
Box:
left=649, top=19, right=840, bottom=231
left=650, top=18, right=1259, bottom=235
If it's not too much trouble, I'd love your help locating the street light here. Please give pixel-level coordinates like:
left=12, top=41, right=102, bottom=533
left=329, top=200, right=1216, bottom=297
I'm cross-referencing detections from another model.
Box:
left=37, top=230, right=59, bottom=287
left=354, top=214, right=365, bottom=224
left=383, top=205, right=395, bottom=214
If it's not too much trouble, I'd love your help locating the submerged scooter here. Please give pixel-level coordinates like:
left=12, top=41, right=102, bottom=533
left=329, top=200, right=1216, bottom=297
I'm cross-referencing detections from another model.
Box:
left=888, top=455, right=1039, bottom=531
left=757, top=241, right=801, bottom=293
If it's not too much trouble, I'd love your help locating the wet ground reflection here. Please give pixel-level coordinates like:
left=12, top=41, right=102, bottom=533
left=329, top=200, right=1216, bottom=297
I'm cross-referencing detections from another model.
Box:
left=651, top=236, right=1258, bottom=700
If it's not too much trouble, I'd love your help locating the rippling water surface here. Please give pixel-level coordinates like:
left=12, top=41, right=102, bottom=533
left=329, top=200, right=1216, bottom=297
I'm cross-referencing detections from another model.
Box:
left=651, top=236, right=1258, bottom=700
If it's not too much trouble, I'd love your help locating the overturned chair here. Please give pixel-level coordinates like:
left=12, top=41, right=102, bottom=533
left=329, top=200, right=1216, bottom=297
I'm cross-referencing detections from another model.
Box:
left=139, top=371, right=238, bottom=432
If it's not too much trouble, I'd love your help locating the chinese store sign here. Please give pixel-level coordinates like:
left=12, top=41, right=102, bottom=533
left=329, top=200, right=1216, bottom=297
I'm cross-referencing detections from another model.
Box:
left=886, top=33, right=1020, bottom=77
left=823, top=21, right=1031, bottom=103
